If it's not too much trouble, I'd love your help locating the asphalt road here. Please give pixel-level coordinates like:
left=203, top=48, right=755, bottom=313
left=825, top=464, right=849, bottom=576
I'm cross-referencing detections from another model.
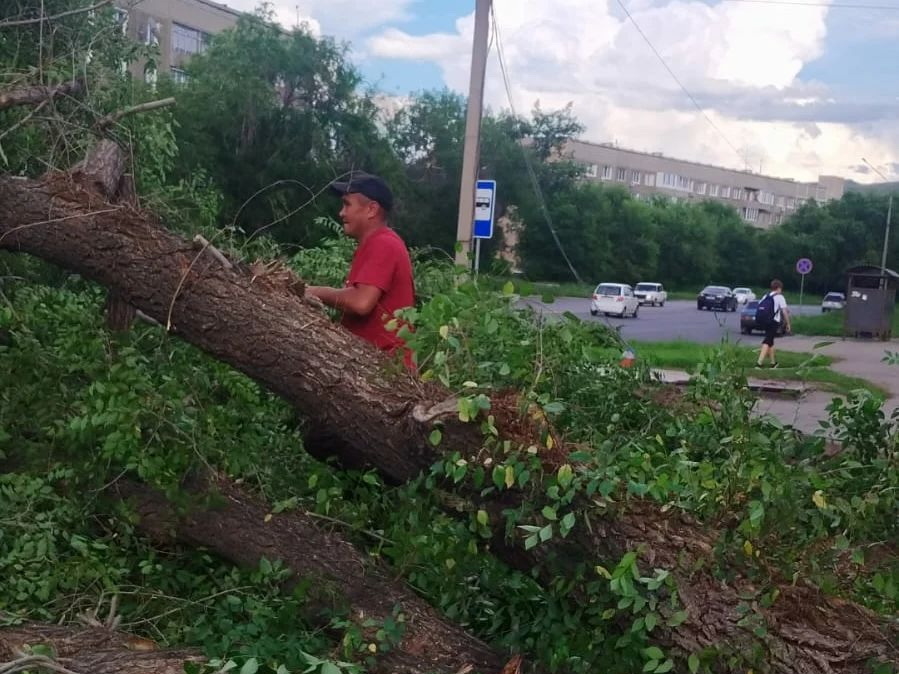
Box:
left=524, top=298, right=819, bottom=345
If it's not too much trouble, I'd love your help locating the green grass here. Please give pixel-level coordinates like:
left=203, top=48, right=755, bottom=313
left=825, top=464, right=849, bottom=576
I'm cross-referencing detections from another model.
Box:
left=791, top=308, right=899, bottom=337
left=628, top=339, right=832, bottom=370
left=619, top=339, right=885, bottom=397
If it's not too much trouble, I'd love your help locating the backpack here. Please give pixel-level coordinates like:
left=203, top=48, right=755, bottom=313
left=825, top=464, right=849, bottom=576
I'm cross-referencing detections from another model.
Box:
left=755, top=293, right=777, bottom=328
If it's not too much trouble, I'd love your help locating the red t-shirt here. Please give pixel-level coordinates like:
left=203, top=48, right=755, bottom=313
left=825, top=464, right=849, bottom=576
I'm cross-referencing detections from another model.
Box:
left=340, top=227, right=415, bottom=353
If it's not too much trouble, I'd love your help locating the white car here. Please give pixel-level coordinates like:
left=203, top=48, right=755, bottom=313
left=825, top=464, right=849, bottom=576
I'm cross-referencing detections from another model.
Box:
left=590, top=283, right=640, bottom=318
left=821, top=292, right=846, bottom=312
left=634, top=282, right=667, bottom=306
left=733, top=287, right=757, bottom=304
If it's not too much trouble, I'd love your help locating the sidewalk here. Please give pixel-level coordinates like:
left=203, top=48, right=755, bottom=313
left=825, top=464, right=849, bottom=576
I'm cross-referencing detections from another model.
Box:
left=654, top=336, right=899, bottom=435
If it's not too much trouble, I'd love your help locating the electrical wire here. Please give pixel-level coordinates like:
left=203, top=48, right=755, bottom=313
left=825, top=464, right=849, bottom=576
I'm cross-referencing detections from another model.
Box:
left=490, top=5, right=586, bottom=286
left=615, top=0, right=747, bottom=168
left=719, top=0, right=899, bottom=9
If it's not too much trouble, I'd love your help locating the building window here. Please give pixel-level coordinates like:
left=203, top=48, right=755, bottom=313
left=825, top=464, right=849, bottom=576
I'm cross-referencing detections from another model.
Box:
left=776, top=196, right=785, bottom=207
left=676, top=175, right=692, bottom=190
left=140, top=16, right=160, bottom=46
left=616, top=167, right=627, bottom=181
left=721, top=186, right=731, bottom=198
left=696, top=182, right=707, bottom=195
left=630, top=170, right=641, bottom=184
left=585, top=163, right=598, bottom=178
left=644, top=173, right=655, bottom=186
left=742, top=207, right=759, bottom=222
left=170, top=67, right=190, bottom=84
left=602, top=165, right=612, bottom=179
left=114, top=7, right=128, bottom=33
left=710, top=184, right=719, bottom=197
left=172, top=22, right=210, bottom=56
left=787, top=198, right=795, bottom=209
left=758, top=191, right=774, bottom=205
left=144, top=65, right=158, bottom=88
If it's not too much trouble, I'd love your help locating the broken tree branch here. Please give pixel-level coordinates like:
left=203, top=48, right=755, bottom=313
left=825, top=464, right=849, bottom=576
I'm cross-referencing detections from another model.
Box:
left=115, top=475, right=509, bottom=674
left=0, top=80, right=83, bottom=111
left=95, top=98, right=176, bottom=130
left=0, top=623, right=203, bottom=674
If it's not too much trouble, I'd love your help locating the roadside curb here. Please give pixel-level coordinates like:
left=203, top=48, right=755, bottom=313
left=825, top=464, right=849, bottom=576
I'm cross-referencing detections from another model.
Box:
left=653, top=369, right=808, bottom=398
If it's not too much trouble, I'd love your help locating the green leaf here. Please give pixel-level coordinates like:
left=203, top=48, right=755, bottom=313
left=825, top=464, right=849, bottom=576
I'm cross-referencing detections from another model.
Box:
left=667, top=610, right=688, bottom=627
left=429, top=428, right=442, bottom=446
left=642, top=660, right=659, bottom=672
left=644, top=612, right=658, bottom=632
left=688, top=653, right=700, bottom=673
left=504, top=465, right=515, bottom=489
left=476, top=509, right=488, bottom=526
left=643, top=646, right=664, bottom=661
left=502, top=281, right=515, bottom=295
left=321, top=663, right=341, bottom=674
left=541, top=506, right=557, bottom=521
left=656, top=659, right=674, bottom=673
left=524, top=534, right=539, bottom=550
left=557, top=464, right=573, bottom=488
left=538, top=524, right=553, bottom=541
left=239, top=658, right=259, bottom=674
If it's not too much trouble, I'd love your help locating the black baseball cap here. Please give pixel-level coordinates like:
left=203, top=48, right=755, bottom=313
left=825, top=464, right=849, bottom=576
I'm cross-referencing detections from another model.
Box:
left=329, top=172, right=393, bottom=213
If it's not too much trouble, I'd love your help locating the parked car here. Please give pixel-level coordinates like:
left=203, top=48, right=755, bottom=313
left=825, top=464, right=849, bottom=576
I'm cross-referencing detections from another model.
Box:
left=697, top=285, right=737, bottom=312
left=821, top=292, right=846, bottom=312
left=733, top=287, right=756, bottom=305
left=591, top=283, right=640, bottom=318
left=741, top=300, right=787, bottom=335
left=634, top=282, right=667, bottom=306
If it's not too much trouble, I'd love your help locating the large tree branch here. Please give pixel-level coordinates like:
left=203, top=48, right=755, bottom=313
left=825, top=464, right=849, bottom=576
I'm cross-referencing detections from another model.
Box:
left=0, top=80, right=83, bottom=111
left=0, top=167, right=895, bottom=673
left=114, top=475, right=508, bottom=674
left=0, top=622, right=203, bottom=674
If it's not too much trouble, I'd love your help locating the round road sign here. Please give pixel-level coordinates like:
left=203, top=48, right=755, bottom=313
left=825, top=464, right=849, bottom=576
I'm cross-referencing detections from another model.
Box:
left=796, top=258, right=813, bottom=275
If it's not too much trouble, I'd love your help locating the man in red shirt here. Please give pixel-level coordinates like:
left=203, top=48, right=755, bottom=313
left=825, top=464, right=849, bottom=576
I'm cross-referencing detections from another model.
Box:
left=305, top=172, right=415, bottom=358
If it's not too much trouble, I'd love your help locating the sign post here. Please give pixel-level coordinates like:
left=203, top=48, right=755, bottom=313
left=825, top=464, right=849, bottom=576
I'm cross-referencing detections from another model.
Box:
left=472, top=179, right=496, bottom=275
left=796, top=257, right=813, bottom=315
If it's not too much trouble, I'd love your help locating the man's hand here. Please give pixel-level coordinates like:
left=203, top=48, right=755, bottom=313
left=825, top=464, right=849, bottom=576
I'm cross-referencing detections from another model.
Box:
left=303, top=287, right=325, bottom=309
left=304, top=284, right=382, bottom=316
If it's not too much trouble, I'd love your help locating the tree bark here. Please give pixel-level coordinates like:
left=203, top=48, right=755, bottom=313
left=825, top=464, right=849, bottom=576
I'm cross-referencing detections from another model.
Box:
left=0, top=80, right=83, bottom=111
left=114, top=475, right=507, bottom=674
left=0, top=623, right=203, bottom=674
left=1, top=168, right=896, bottom=673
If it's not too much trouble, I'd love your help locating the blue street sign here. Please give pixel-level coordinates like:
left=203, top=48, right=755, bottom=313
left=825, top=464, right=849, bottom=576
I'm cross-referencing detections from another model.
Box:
left=473, top=179, right=496, bottom=239
left=796, top=258, right=813, bottom=275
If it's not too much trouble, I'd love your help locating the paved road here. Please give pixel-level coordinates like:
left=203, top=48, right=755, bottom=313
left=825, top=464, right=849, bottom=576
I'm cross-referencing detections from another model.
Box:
left=524, top=297, right=820, bottom=345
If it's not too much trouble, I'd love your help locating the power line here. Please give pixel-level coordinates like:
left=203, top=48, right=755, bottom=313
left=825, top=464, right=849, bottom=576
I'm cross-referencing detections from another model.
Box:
left=719, top=0, right=899, bottom=9
left=490, top=5, right=586, bottom=286
left=615, top=0, right=747, bottom=168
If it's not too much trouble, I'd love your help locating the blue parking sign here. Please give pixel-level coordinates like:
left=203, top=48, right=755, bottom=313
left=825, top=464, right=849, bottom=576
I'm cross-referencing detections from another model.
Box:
left=473, top=180, right=496, bottom=239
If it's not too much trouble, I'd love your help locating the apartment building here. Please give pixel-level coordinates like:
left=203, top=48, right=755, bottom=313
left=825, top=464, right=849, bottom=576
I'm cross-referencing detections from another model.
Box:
left=567, top=140, right=846, bottom=229
left=116, top=0, right=241, bottom=82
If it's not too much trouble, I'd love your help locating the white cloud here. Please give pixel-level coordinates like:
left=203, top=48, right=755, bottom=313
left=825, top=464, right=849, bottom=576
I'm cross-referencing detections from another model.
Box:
left=367, top=0, right=899, bottom=182
left=221, top=0, right=412, bottom=35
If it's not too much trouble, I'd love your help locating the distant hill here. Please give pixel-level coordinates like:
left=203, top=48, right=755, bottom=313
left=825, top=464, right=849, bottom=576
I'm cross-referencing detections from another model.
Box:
left=845, top=180, right=899, bottom=195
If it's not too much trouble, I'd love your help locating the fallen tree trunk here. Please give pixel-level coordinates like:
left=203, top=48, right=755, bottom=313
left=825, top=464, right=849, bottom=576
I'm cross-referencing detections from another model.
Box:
left=114, top=475, right=507, bottom=674
left=0, top=622, right=203, bottom=674
left=1, top=158, right=896, bottom=673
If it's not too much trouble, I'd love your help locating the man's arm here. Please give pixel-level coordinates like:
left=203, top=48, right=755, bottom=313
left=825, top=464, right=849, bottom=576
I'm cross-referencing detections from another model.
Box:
left=305, top=284, right=382, bottom=317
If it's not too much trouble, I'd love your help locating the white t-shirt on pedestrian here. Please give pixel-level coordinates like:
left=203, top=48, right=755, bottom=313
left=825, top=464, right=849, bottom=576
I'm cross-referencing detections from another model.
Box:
left=771, top=293, right=788, bottom=323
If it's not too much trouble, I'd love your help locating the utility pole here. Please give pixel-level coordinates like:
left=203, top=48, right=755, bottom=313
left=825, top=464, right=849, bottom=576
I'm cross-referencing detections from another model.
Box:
left=862, top=158, right=894, bottom=276
left=881, top=194, right=892, bottom=274
left=454, top=0, right=492, bottom=268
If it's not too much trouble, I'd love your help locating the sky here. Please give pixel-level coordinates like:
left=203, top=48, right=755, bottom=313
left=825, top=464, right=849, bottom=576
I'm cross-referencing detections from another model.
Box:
left=222, top=0, right=899, bottom=183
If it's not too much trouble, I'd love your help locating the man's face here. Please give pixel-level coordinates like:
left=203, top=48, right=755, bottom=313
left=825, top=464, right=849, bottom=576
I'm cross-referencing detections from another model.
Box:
left=339, top=193, right=378, bottom=239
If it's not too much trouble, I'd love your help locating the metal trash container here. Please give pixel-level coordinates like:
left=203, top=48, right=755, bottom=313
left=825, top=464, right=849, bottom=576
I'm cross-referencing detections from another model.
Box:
left=844, top=265, right=898, bottom=340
